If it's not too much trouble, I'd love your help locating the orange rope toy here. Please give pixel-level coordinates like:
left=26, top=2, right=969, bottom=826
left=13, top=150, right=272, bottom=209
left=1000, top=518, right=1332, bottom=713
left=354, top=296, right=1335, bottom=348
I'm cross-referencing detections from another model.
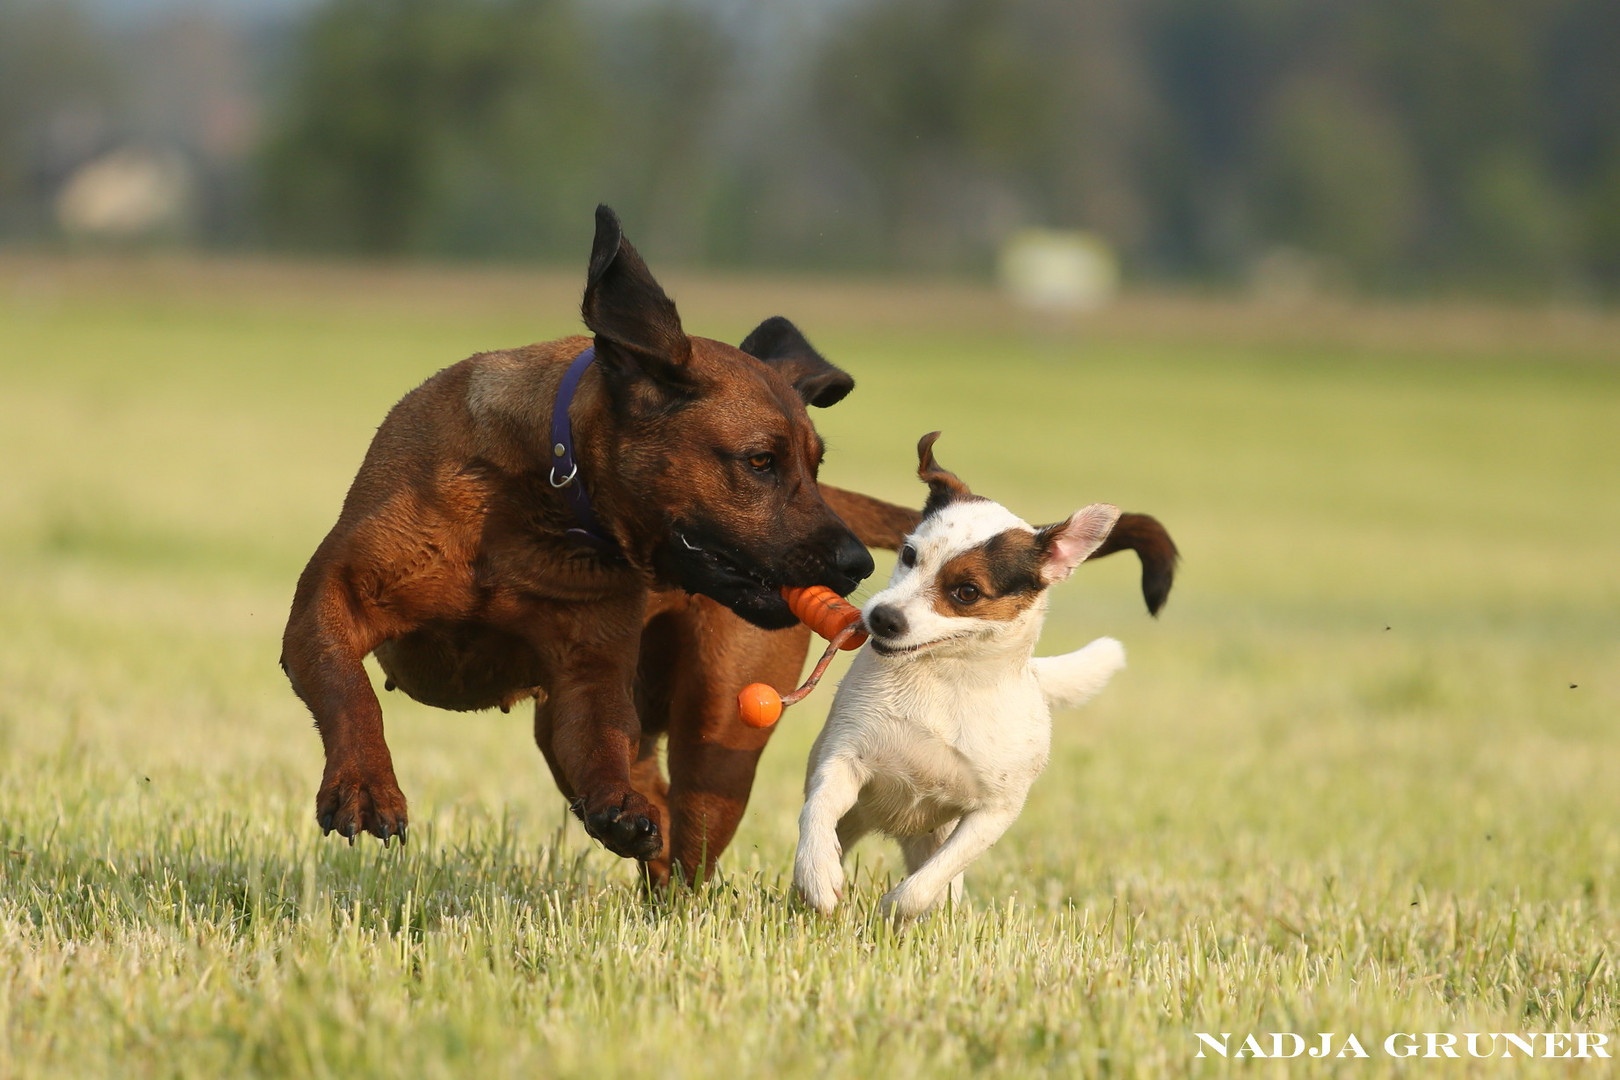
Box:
left=737, top=586, right=867, bottom=728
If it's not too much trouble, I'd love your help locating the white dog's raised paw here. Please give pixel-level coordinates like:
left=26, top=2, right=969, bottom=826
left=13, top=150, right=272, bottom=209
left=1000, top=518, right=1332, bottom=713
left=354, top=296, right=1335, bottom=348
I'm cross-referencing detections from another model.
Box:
left=793, top=858, right=845, bottom=915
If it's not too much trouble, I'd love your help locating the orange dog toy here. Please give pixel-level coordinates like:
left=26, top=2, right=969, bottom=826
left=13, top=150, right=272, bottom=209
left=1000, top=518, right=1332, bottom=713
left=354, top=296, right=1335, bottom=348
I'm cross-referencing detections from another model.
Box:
left=737, top=586, right=867, bottom=728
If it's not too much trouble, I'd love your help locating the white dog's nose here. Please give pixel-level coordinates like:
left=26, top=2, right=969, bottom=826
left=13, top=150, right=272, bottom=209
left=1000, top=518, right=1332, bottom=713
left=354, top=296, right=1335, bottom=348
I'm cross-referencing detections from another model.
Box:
left=866, top=603, right=908, bottom=640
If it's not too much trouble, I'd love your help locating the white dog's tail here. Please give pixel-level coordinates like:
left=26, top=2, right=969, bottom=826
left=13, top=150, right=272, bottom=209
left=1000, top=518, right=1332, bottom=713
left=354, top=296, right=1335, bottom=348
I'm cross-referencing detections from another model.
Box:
left=1032, top=637, right=1126, bottom=708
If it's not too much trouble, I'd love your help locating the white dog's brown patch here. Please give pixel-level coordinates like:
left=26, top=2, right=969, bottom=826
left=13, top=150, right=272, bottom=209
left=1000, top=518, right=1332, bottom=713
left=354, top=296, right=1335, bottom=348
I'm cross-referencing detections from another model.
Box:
left=931, top=528, right=1047, bottom=621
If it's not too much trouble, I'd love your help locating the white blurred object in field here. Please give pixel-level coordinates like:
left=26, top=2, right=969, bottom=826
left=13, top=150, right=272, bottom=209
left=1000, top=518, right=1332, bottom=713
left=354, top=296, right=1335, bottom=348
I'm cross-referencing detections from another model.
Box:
left=56, top=148, right=193, bottom=241
left=997, top=229, right=1119, bottom=311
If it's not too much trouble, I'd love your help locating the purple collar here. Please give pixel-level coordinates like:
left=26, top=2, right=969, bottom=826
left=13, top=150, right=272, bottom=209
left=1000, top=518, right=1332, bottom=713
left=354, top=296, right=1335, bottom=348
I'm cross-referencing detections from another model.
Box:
left=548, top=345, right=619, bottom=555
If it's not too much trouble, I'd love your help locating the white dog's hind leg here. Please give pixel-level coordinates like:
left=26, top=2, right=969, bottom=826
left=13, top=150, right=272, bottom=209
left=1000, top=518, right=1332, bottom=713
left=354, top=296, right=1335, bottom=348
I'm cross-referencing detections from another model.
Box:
left=900, top=821, right=966, bottom=908
left=1032, top=636, right=1126, bottom=708
left=881, top=808, right=1017, bottom=920
left=794, top=757, right=865, bottom=915
left=898, top=820, right=957, bottom=874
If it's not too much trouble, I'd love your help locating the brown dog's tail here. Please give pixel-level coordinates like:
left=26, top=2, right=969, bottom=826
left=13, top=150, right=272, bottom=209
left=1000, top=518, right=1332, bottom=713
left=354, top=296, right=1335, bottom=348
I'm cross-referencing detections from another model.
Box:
left=1088, top=512, right=1179, bottom=616
left=822, top=484, right=1179, bottom=616
left=820, top=484, right=923, bottom=551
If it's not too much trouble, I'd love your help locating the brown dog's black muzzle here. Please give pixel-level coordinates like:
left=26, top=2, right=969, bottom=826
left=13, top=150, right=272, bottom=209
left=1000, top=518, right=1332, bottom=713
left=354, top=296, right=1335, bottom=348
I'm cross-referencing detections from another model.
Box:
left=820, top=527, right=875, bottom=595
left=652, top=513, right=875, bottom=630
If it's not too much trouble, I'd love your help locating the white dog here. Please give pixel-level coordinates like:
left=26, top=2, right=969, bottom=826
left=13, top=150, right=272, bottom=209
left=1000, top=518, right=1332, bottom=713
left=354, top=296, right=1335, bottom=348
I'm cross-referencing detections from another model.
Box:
left=794, top=432, right=1126, bottom=920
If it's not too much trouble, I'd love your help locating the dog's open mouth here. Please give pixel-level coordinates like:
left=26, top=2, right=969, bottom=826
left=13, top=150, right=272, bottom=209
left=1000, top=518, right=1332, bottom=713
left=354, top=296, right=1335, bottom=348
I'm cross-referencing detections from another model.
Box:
left=679, top=532, right=770, bottom=583
left=656, top=531, right=796, bottom=629
left=678, top=532, right=782, bottom=594
left=868, top=632, right=973, bottom=658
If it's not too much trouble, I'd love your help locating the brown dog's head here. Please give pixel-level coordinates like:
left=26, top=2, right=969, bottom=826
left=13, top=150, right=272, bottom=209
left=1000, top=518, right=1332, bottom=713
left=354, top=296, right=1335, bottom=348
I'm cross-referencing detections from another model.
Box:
left=582, top=206, right=873, bottom=629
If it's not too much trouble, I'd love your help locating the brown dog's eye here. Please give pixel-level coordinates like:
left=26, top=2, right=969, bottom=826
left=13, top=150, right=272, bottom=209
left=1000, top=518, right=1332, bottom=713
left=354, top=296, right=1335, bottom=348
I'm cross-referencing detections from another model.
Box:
left=899, top=545, right=917, bottom=568
left=747, top=452, right=774, bottom=472
left=951, top=583, right=980, bottom=604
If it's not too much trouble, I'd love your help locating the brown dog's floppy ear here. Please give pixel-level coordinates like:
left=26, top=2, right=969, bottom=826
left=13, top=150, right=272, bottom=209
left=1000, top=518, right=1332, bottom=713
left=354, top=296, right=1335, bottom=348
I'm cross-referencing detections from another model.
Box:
left=581, top=205, right=694, bottom=404
left=917, top=431, right=973, bottom=516
left=1035, top=503, right=1121, bottom=584
left=739, top=317, right=854, bottom=408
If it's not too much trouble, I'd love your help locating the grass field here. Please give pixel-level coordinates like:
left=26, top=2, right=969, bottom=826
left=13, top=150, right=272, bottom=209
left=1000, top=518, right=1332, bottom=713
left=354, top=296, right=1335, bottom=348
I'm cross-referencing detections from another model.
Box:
left=2, top=253, right=1618, bottom=1078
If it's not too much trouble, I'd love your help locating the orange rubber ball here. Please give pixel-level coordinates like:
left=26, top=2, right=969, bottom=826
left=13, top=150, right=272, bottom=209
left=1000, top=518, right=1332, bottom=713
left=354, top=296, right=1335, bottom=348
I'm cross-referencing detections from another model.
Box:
left=737, top=682, right=784, bottom=728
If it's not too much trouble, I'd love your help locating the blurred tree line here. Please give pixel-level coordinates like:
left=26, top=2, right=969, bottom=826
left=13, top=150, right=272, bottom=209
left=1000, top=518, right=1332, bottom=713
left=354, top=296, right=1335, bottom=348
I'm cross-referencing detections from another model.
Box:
left=3, top=0, right=1618, bottom=295
left=0, top=0, right=266, bottom=244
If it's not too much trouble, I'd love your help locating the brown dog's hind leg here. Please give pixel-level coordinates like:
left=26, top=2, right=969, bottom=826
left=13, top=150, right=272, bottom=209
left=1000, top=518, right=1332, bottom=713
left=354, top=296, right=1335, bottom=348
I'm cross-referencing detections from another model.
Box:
left=529, top=600, right=665, bottom=862
left=282, top=568, right=408, bottom=843
left=629, top=612, right=683, bottom=888
left=661, top=598, right=811, bottom=885
left=536, top=697, right=672, bottom=883
left=630, top=737, right=673, bottom=889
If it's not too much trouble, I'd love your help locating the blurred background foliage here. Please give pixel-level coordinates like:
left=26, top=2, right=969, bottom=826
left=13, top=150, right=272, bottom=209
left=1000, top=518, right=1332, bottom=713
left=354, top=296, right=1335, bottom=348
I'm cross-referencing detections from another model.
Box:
left=2, top=0, right=1618, bottom=295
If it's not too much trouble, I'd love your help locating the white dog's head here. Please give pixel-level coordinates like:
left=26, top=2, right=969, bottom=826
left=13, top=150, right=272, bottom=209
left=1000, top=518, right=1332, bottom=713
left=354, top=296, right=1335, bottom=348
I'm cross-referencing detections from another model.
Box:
left=861, top=432, right=1120, bottom=660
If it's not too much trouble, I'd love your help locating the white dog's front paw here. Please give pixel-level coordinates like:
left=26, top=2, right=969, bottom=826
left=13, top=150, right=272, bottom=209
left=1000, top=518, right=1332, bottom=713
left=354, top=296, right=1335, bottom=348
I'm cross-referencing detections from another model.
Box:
left=793, top=856, right=845, bottom=915
left=879, top=880, right=941, bottom=922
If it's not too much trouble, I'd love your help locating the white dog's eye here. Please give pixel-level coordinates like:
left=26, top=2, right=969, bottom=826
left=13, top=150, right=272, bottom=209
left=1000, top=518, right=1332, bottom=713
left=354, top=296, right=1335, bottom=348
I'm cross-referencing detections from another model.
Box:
left=899, top=544, right=917, bottom=568
left=950, top=582, right=981, bottom=604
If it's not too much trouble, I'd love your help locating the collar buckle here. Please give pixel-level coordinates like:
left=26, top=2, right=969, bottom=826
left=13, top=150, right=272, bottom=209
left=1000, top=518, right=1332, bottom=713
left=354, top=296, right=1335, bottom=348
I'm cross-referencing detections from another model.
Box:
left=548, top=345, right=620, bottom=555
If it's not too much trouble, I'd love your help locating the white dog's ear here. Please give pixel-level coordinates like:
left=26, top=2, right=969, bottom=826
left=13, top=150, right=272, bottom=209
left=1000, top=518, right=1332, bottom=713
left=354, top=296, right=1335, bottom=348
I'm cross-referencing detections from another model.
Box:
left=1035, top=503, right=1121, bottom=584
left=916, top=431, right=974, bottom=516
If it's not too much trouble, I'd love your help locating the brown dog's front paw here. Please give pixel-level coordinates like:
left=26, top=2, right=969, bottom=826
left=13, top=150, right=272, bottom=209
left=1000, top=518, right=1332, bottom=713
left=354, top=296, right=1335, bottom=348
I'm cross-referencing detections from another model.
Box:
left=575, top=792, right=662, bottom=861
left=317, top=767, right=409, bottom=845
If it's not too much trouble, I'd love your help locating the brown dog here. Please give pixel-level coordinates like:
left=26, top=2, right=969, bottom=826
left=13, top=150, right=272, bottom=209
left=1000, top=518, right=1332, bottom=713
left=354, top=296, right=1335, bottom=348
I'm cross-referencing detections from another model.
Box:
left=282, top=205, right=1177, bottom=887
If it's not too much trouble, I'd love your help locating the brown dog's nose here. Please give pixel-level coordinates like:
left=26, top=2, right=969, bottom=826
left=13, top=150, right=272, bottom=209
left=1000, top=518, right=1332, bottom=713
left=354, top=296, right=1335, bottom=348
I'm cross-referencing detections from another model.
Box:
left=866, top=603, right=907, bottom=640
left=830, top=530, right=874, bottom=588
